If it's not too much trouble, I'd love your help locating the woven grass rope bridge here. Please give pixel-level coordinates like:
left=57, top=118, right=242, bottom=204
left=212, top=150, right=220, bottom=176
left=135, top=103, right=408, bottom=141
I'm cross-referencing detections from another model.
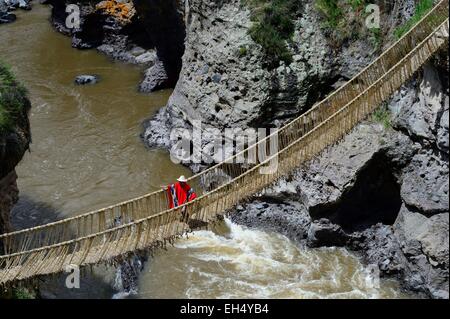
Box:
left=0, top=0, right=448, bottom=286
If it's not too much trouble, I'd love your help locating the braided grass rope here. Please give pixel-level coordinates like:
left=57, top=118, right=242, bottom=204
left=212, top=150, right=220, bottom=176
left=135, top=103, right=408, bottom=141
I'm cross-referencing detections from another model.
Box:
left=0, top=0, right=448, bottom=285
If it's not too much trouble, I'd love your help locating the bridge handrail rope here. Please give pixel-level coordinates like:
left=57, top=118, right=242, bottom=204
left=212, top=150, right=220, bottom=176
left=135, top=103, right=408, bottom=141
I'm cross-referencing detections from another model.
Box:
left=0, top=0, right=448, bottom=284
left=0, top=0, right=447, bottom=251
left=0, top=0, right=446, bottom=247
left=0, top=16, right=446, bottom=276
left=1, top=0, right=447, bottom=252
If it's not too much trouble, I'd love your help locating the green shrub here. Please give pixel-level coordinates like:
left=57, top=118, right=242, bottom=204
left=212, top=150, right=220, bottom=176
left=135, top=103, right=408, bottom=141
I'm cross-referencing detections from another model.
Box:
left=0, top=107, right=12, bottom=131
left=13, top=287, right=36, bottom=299
left=238, top=45, right=248, bottom=57
left=394, top=0, right=434, bottom=38
left=370, top=27, right=382, bottom=50
left=244, top=0, right=300, bottom=66
left=0, top=61, right=28, bottom=133
left=315, top=0, right=343, bottom=28
left=347, top=0, right=366, bottom=11
left=372, top=103, right=392, bottom=129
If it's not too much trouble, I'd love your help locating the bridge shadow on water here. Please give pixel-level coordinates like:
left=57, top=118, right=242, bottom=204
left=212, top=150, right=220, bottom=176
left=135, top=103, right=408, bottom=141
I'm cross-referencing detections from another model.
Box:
left=11, top=195, right=60, bottom=231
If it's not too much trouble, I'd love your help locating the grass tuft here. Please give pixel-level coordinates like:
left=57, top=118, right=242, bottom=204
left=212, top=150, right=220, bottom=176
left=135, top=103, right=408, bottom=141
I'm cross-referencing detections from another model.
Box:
left=13, top=287, right=36, bottom=299
left=244, top=0, right=301, bottom=66
left=394, top=0, right=434, bottom=38
left=372, top=103, right=392, bottom=129
left=315, top=0, right=343, bottom=29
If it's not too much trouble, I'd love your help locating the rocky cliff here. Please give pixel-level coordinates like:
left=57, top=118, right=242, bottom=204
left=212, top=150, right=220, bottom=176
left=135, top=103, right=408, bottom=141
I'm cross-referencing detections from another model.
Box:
left=46, top=0, right=448, bottom=298
left=232, top=59, right=449, bottom=298
left=142, top=0, right=417, bottom=163
left=46, top=0, right=416, bottom=151
left=1, top=0, right=32, bottom=24
left=142, top=0, right=449, bottom=298
left=0, top=63, right=31, bottom=240
left=44, top=0, right=185, bottom=92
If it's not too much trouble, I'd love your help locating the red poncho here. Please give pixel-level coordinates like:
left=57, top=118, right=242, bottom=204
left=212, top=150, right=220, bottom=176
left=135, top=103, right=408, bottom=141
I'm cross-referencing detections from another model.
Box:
left=166, top=182, right=197, bottom=209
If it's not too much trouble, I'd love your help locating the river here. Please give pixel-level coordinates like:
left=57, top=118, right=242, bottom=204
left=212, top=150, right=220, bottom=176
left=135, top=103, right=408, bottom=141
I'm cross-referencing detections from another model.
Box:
left=0, top=4, right=411, bottom=299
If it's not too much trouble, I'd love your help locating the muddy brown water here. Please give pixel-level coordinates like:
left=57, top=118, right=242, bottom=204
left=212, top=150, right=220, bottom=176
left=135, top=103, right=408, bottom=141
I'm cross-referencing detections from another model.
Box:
left=0, top=5, right=412, bottom=299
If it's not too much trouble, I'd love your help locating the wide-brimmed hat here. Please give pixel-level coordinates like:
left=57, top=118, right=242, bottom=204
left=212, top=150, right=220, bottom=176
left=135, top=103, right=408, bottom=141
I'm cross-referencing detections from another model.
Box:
left=177, top=175, right=188, bottom=182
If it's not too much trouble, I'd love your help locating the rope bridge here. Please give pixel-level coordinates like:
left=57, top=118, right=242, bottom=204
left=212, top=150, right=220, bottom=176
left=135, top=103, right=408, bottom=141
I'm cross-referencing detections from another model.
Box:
left=0, top=0, right=448, bottom=285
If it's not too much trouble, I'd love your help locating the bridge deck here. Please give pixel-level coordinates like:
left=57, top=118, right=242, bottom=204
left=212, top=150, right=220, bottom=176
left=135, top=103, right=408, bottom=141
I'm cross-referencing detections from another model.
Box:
left=0, top=0, right=448, bottom=285
left=0, top=221, right=189, bottom=283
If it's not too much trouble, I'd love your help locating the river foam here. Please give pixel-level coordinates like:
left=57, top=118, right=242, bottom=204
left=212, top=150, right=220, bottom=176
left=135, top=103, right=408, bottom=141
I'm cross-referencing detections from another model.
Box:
left=137, top=218, right=409, bottom=299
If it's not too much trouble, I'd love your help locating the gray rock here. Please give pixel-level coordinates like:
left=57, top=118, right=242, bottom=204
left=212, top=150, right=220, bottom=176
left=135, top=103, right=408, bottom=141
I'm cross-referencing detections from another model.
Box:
left=129, top=46, right=146, bottom=56
left=139, top=58, right=169, bottom=93
left=0, top=0, right=16, bottom=24
left=97, top=42, right=157, bottom=66
left=143, top=0, right=337, bottom=152
left=134, top=51, right=157, bottom=65
left=74, top=75, right=99, bottom=85
left=393, top=64, right=446, bottom=142
left=141, top=107, right=172, bottom=149
left=388, top=82, right=417, bottom=117
left=437, top=108, right=449, bottom=154
left=395, top=207, right=449, bottom=268
left=211, top=73, right=221, bottom=83
left=381, top=131, right=420, bottom=171
left=231, top=198, right=311, bottom=243
left=394, top=205, right=449, bottom=298
left=306, top=219, right=350, bottom=248
left=17, top=0, right=30, bottom=10
left=0, top=11, right=15, bottom=24
left=3, top=0, right=31, bottom=11
left=351, top=224, right=405, bottom=275
left=401, top=152, right=449, bottom=214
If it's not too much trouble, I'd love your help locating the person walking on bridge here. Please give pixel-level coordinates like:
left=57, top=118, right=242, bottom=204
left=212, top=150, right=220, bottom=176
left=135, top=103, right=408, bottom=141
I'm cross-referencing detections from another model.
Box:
left=165, top=175, right=197, bottom=222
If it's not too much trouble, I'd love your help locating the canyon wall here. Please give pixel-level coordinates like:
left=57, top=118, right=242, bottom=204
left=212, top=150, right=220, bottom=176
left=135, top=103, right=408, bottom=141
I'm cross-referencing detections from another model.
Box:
left=141, top=0, right=448, bottom=298
left=142, top=0, right=417, bottom=166
left=233, top=59, right=449, bottom=299
left=44, top=0, right=185, bottom=92
left=0, top=65, right=31, bottom=239
left=45, top=0, right=448, bottom=298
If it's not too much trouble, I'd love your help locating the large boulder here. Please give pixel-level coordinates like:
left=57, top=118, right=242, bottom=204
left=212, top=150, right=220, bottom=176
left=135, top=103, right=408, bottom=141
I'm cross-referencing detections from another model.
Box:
left=74, top=74, right=100, bottom=85
left=3, top=0, right=31, bottom=11
left=392, top=64, right=447, bottom=143
left=350, top=224, right=405, bottom=276
left=143, top=0, right=395, bottom=153
left=139, top=57, right=169, bottom=92
left=0, top=11, right=15, bottom=24
left=306, top=219, right=350, bottom=248
left=263, top=123, right=415, bottom=232
left=401, top=152, right=449, bottom=214
left=0, top=0, right=15, bottom=24
left=394, top=205, right=449, bottom=298
left=231, top=198, right=311, bottom=243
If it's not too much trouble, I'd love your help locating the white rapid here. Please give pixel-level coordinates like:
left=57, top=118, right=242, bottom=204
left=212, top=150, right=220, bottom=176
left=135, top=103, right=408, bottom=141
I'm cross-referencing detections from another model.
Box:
left=136, top=218, right=410, bottom=299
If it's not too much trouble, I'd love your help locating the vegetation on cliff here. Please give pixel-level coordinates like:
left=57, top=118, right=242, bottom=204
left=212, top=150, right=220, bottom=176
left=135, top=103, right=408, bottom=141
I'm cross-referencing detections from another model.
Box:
left=0, top=287, right=36, bottom=299
left=0, top=62, right=28, bottom=134
left=244, top=0, right=382, bottom=65
left=315, top=0, right=380, bottom=48
left=315, top=0, right=344, bottom=28
left=394, top=0, right=434, bottom=38
left=0, top=61, right=31, bottom=180
left=372, top=102, right=392, bottom=129
left=244, top=0, right=301, bottom=66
